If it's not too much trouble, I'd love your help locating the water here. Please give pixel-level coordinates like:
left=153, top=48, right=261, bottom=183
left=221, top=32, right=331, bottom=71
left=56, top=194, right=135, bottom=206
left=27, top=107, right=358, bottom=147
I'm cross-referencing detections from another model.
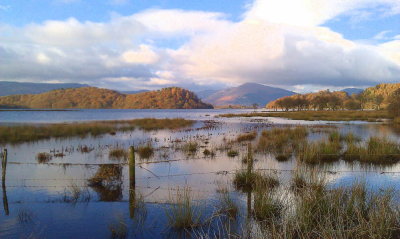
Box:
left=1, top=109, right=400, bottom=238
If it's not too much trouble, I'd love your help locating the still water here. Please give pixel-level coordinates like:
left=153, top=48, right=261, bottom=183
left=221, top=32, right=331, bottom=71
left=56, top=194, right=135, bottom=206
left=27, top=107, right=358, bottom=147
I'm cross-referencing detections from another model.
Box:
left=0, top=109, right=400, bottom=238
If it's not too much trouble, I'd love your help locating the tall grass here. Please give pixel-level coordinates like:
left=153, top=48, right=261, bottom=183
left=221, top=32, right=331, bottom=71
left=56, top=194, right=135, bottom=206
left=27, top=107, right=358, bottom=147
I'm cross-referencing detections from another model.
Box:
left=165, top=186, right=203, bottom=229
left=217, top=187, right=238, bottom=219
left=233, top=170, right=279, bottom=192
left=257, top=127, right=308, bottom=160
left=0, top=118, right=194, bottom=144
left=344, top=137, right=400, bottom=164
left=298, top=139, right=341, bottom=163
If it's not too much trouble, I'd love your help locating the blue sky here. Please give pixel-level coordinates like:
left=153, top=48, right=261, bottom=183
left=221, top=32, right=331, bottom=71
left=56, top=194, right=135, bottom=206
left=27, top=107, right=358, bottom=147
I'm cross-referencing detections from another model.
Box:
left=1, top=0, right=399, bottom=92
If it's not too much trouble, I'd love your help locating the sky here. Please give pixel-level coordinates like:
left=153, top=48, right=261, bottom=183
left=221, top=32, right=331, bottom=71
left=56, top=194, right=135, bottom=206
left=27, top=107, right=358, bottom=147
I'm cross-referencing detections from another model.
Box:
left=0, top=0, right=399, bottom=93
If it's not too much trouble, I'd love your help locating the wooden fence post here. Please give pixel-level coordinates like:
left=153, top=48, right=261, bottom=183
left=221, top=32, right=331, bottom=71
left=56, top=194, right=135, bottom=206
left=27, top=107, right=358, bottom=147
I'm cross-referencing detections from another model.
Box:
left=2, top=149, right=9, bottom=215
left=129, top=146, right=135, bottom=218
left=2, top=149, right=7, bottom=186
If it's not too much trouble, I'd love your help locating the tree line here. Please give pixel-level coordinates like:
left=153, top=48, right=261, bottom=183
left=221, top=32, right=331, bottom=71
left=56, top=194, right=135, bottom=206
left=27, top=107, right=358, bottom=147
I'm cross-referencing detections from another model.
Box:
left=266, top=88, right=391, bottom=112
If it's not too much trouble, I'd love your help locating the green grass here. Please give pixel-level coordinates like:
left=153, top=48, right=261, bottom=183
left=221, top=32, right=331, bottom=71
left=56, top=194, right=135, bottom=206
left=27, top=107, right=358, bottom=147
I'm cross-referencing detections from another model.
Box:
left=0, top=118, right=194, bottom=144
left=220, top=110, right=391, bottom=122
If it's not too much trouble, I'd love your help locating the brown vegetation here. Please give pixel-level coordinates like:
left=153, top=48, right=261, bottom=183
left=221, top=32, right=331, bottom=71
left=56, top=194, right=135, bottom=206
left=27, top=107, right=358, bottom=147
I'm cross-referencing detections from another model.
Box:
left=0, top=87, right=213, bottom=109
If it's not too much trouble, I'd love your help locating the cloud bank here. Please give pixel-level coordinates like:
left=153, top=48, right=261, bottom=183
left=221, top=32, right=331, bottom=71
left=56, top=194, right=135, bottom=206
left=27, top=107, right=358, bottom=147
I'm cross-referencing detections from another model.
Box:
left=1, top=0, right=400, bottom=91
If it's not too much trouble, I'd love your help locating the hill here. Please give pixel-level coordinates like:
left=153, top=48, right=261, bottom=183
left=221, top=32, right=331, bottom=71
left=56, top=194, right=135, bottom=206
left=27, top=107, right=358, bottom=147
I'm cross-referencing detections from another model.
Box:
left=266, top=82, right=400, bottom=111
left=196, top=89, right=219, bottom=99
left=266, top=90, right=352, bottom=111
left=0, top=87, right=213, bottom=109
left=0, top=81, right=89, bottom=96
left=204, top=83, right=295, bottom=106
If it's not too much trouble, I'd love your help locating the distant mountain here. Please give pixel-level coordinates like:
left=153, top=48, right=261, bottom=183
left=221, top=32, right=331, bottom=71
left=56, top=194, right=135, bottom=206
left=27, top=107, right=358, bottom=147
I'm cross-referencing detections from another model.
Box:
left=341, top=88, right=363, bottom=95
left=119, top=90, right=149, bottom=94
left=196, top=89, right=219, bottom=99
left=204, top=83, right=295, bottom=106
left=0, top=87, right=213, bottom=109
left=0, top=81, right=89, bottom=96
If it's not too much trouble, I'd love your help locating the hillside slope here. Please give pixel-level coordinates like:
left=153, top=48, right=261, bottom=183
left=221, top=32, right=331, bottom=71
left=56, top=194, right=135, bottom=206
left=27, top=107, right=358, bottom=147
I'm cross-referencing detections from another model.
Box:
left=204, top=83, right=295, bottom=106
left=0, top=87, right=213, bottom=109
left=0, top=81, right=89, bottom=96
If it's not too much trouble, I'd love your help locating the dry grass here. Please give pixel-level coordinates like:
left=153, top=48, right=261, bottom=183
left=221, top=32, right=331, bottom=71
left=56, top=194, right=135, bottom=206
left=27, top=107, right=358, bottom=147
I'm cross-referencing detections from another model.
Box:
left=108, top=148, right=127, bottom=160
left=36, top=152, right=52, bottom=163
left=0, top=118, right=194, bottom=144
left=220, top=110, right=391, bottom=122
left=137, top=144, right=154, bottom=159
left=236, top=131, right=257, bottom=142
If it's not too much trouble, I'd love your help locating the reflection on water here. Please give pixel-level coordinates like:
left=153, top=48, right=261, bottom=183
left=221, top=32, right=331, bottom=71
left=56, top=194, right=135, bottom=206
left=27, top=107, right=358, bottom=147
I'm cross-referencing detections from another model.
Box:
left=1, top=109, right=400, bottom=238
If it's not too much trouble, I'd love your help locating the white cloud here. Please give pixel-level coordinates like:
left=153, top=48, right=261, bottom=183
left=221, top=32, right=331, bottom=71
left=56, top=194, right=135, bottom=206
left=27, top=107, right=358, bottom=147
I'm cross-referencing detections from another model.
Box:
left=244, top=0, right=400, bottom=26
left=121, top=45, right=159, bottom=64
left=0, top=0, right=400, bottom=91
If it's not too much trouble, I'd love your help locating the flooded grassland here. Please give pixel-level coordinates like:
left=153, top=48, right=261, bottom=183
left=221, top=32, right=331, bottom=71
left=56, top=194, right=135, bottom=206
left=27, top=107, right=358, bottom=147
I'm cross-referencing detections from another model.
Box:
left=1, top=109, right=400, bottom=238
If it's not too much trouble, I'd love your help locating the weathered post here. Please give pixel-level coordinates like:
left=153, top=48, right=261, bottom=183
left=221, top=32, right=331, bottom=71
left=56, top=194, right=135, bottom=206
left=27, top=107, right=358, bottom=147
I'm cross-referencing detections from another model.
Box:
left=2, top=149, right=7, bottom=186
left=129, top=146, right=135, bottom=218
left=2, top=149, right=9, bottom=215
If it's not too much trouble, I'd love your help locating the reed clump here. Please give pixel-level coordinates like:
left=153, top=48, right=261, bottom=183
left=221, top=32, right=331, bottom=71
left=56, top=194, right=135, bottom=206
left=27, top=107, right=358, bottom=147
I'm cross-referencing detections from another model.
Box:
left=36, top=152, right=52, bottom=163
left=109, top=148, right=127, bottom=160
left=137, top=144, right=154, bottom=159
left=230, top=167, right=400, bottom=239
left=344, top=137, right=400, bottom=164
left=257, top=127, right=308, bottom=158
left=298, top=139, right=341, bottom=164
left=182, top=141, right=199, bottom=155
left=236, top=131, right=257, bottom=142
left=165, top=187, right=203, bottom=229
left=0, top=118, right=194, bottom=144
left=203, top=149, right=215, bottom=157
left=227, top=150, right=239, bottom=157
left=233, top=171, right=279, bottom=192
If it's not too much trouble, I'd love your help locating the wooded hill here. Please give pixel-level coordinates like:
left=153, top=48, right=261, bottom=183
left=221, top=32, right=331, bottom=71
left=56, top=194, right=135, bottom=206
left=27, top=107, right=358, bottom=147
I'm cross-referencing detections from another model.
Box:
left=0, top=87, right=213, bottom=109
left=266, top=83, right=400, bottom=111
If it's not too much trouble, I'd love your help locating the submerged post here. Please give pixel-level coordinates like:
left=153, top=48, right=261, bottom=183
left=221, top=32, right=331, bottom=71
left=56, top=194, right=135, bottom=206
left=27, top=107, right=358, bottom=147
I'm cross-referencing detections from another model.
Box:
left=2, top=149, right=9, bottom=215
left=129, top=146, right=136, bottom=218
